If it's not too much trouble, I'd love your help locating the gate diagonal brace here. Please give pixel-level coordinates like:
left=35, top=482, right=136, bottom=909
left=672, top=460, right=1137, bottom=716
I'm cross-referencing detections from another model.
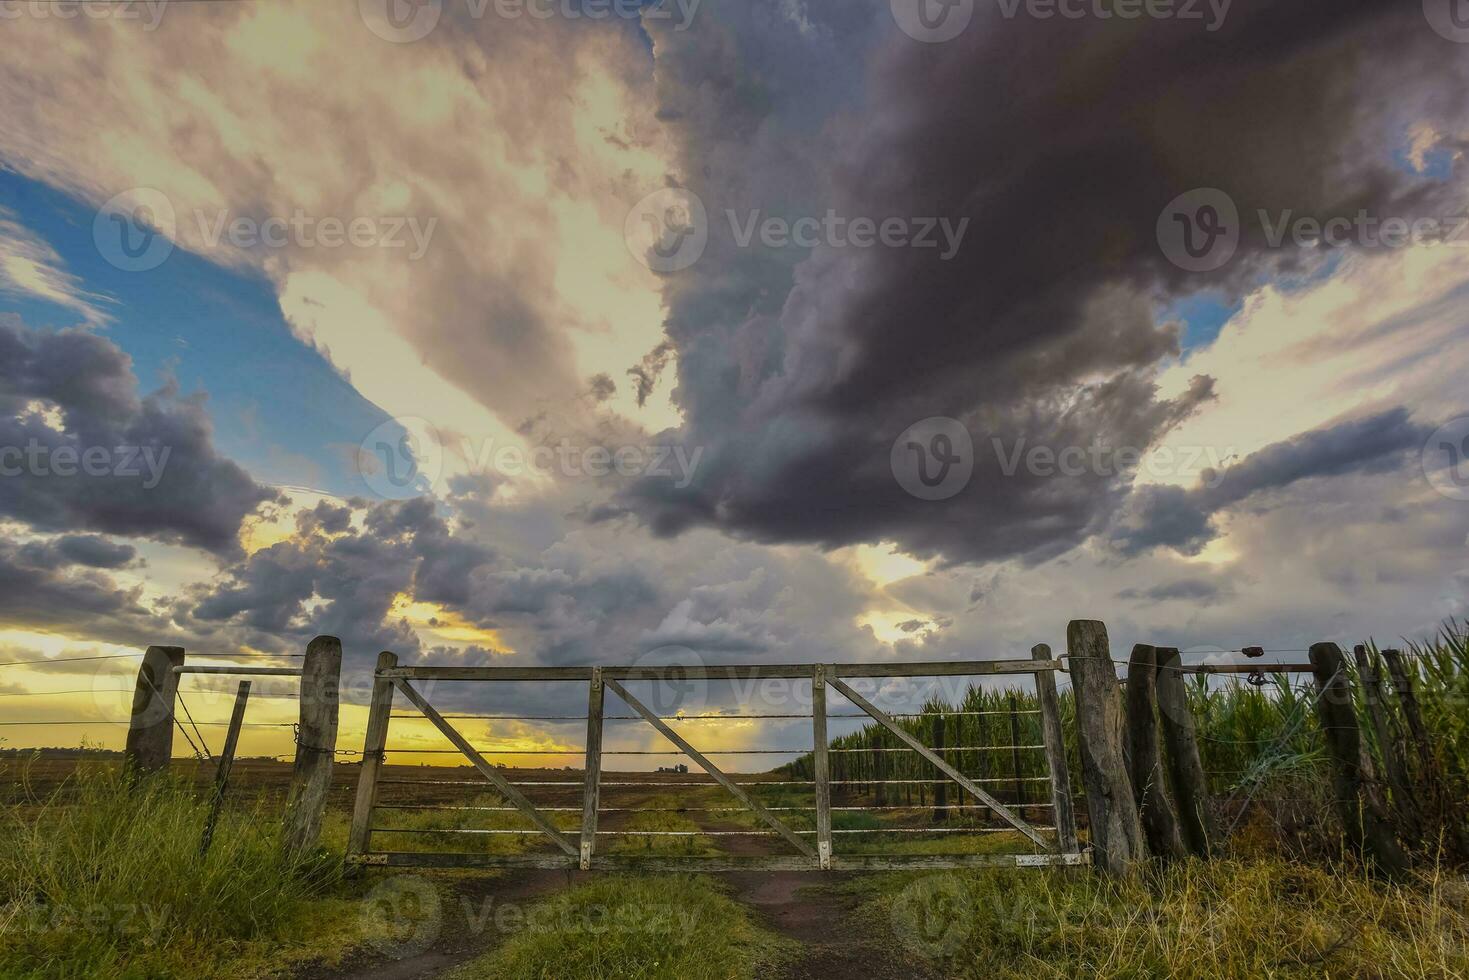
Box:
left=391, top=678, right=578, bottom=858
left=826, top=675, right=1053, bottom=852
left=603, top=677, right=817, bottom=861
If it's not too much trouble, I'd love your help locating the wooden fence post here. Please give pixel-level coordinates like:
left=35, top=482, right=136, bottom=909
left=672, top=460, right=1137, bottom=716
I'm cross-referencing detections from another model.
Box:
left=1353, top=645, right=1420, bottom=841
left=1125, top=644, right=1187, bottom=860
left=283, top=635, right=342, bottom=857
left=1381, top=648, right=1462, bottom=853
left=1309, top=642, right=1409, bottom=877
left=580, top=667, right=605, bottom=871
left=1033, top=643, right=1080, bottom=853
left=347, top=651, right=397, bottom=865
left=1155, top=647, right=1216, bottom=857
left=125, top=645, right=185, bottom=775
left=1068, top=620, right=1146, bottom=875
left=200, top=680, right=251, bottom=856
left=812, top=664, right=833, bottom=870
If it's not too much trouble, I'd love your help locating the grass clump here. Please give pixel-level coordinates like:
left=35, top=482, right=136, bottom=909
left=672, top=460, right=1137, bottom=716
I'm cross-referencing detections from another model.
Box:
left=864, top=858, right=1469, bottom=978
left=446, top=875, right=789, bottom=980
left=0, top=764, right=357, bottom=979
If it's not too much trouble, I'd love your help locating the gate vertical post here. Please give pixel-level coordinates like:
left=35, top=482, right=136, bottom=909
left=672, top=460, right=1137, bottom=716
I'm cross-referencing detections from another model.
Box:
left=811, top=664, right=832, bottom=870
left=1033, top=644, right=1079, bottom=854
left=580, top=667, right=605, bottom=871
left=1068, top=620, right=1147, bottom=875
left=284, top=634, right=341, bottom=857
left=347, top=651, right=397, bottom=865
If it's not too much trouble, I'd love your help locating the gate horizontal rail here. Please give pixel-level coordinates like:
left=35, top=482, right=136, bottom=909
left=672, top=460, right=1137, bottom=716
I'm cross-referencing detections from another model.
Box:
left=346, top=655, right=1087, bottom=872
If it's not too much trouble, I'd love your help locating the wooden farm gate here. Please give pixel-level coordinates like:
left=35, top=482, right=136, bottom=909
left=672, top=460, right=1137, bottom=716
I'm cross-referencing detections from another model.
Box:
left=345, top=653, right=1089, bottom=872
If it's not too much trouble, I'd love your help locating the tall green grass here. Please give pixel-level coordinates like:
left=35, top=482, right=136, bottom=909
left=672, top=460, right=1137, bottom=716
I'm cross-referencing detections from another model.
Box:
left=786, top=626, right=1469, bottom=860
left=0, top=764, right=358, bottom=979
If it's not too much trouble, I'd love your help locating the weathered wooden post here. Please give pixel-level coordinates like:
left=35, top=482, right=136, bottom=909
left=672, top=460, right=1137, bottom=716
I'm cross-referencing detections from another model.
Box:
left=1033, top=643, right=1080, bottom=854
left=1381, top=648, right=1462, bottom=853
left=580, top=666, right=605, bottom=870
left=283, top=635, right=342, bottom=856
left=1068, top=620, right=1147, bottom=875
left=1155, top=647, right=1216, bottom=857
left=1125, top=644, right=1187, bottom=859
left=1353, top=645, right=1420, bottom=840
left=347, top=651, right=397, bottom=865
left=1309, top=642, right=1409, bottom=877
left=201, top=680, right=251, bottom=856
left=812, top=664, right=833, bottom=870
left=125, top=645, right=185, bottom=775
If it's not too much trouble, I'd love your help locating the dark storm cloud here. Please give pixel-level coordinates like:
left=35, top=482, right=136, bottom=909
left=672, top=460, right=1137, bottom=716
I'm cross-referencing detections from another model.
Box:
left=0, top=536, right=163, bottom=645
left=18, top=534, right=137, bottom=570
left=1118, top=579, right=1227, bottom=604
left=185, top=497, right=472, bottom=659
left=625, top=0, right=1466, bottom=565
left=0, top=316, right=280, bottom=556
left=1108, top=407, right=1430, bottom=556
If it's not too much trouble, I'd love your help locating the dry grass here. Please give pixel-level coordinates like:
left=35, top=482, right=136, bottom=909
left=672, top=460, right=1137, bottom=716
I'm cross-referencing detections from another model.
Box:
left=862, top=858, right=1469, bottom=978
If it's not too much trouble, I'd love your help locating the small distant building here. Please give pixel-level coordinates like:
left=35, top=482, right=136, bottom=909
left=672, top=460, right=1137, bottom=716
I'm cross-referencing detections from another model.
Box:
left=655, top=763, right=689, bottom=774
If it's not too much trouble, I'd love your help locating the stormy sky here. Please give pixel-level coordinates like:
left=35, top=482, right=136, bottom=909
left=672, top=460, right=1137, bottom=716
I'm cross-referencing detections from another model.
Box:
left=0, top=0, right=1466, bottom=764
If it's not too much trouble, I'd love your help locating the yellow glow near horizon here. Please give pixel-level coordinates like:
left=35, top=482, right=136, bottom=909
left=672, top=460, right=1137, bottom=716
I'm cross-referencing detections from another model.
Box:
left=389, top=594, right=512, bottom=652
